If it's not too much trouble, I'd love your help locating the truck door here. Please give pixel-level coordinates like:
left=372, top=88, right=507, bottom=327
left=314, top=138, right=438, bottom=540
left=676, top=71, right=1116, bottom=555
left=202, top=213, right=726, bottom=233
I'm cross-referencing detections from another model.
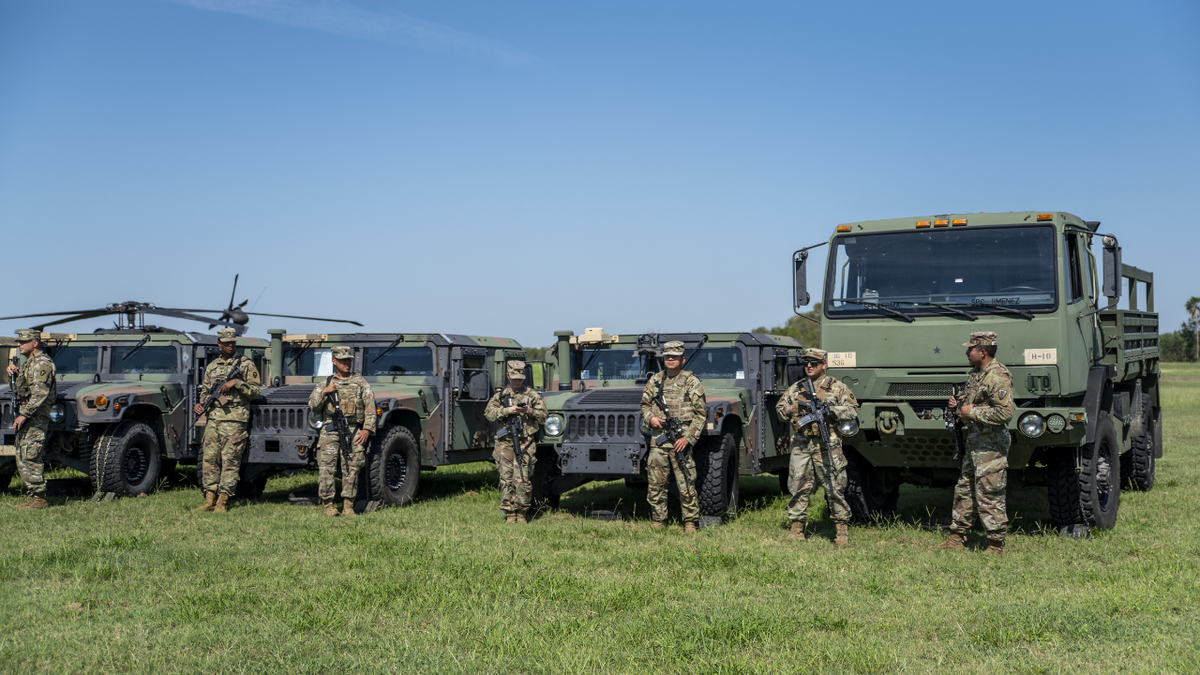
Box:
left=447, top=347, right=491, bottom=452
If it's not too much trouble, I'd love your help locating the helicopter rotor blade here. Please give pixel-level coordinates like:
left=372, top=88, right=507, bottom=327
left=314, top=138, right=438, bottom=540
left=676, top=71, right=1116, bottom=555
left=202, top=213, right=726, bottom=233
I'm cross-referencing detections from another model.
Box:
left=31, top=311, right=113, bottom=330
left=243, top=312, right=363, bottom=326
left=228, top=274, right=239, bottom=311
left=0, top=308, right=113, bottom=321
left=148, top=308, right=245, bottom=334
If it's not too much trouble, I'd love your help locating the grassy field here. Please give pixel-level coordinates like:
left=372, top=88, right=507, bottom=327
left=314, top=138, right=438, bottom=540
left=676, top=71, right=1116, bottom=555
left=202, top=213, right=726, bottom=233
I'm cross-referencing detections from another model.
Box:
left=2, top=365, right=1198, bottom=674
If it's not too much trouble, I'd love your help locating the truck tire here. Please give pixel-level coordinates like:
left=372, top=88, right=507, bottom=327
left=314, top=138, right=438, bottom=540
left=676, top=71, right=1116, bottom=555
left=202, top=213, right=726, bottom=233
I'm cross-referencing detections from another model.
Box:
left=844, top=447, right=899, bottom=524
left=1121, top=394, right=1155, bottom=491
left=695, top=431, right=739, bottom=519
left=90, top=421, right=162, bottom=496
left=1047, top=412, right=1121, bottom=529
left=0, top=459, right=15, bottom=491
left=367, top=426, right=420, bottom=506
left=530, top=446, right=561, bottom=510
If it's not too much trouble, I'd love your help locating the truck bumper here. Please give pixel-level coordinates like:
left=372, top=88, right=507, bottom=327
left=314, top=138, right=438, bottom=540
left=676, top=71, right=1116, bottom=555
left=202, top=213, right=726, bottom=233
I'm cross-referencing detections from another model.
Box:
left=557, top=441, right=646, bottom=475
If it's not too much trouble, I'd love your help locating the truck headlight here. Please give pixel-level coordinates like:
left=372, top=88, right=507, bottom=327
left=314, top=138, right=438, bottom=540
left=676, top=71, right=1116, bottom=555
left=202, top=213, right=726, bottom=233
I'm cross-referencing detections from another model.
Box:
left=1046, top=414, right=1066, bottom=434
left=545, top=414, right=563, bottom=436
left=1019, top=412, right=1046, bottom=438
left=837, top=417, right=860, bottom=437
left=49, top=403, right=65, bottom=423
left=308, top=410, right=323, bottom=430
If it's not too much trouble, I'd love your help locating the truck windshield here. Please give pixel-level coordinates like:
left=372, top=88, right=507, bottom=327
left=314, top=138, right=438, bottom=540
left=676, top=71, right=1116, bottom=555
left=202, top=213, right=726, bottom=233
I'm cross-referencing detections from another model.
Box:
left=572, top=349, right=643, bottom=381
left=687, top=347, right=744, bottom=379
left=364, top=347, right=434, bottom=376
left=825, top=226, right=1057, bottom=317
left=110, top=346, right=178, bottom=374
left=51, top=346, right=100, bottom=374
left=284, top=347, right=334, bottom=377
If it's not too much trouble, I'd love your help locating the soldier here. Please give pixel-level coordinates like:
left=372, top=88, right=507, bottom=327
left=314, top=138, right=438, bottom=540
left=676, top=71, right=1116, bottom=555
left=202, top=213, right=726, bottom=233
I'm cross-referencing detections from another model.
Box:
left=640, top=341, right=706, bottom=533
left=7, top=329, right=56, bottom=509
left=935, top=331, right=1013, bottom=555
left=484, top=361, right=547, bottom=523
left=193, top=328, right=261, bottom=513
left=308, top=346, right=376, bottom=517
left=775, top=348, right=859, bottom=546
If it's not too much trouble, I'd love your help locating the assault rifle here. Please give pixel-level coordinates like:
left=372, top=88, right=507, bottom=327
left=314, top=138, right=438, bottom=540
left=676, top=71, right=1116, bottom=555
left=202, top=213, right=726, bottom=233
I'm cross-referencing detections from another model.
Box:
left=946, top=383, right=967, bottom=462
left=495, top=394, right=530, bottom=482
left=798, top=377, right=837, bottom=476
left=324, top=376, right=352, bottom=456
left=651, top=375, right=695, bottom=488
left=195, top=364, right=243, bottom=421
left=8, top=349, right=23, bottom=426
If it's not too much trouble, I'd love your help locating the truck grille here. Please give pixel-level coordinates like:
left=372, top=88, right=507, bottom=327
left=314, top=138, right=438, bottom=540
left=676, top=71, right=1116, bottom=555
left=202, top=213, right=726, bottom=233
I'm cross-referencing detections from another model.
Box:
left=251, top=405, right=311, bottom=431
left=886, top=383, right=953, bottom=398
left=566, top=413, right=641, bottom=442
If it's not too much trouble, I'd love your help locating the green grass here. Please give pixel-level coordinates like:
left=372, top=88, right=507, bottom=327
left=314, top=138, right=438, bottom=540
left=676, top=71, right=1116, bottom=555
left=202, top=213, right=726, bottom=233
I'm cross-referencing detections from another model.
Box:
left=2, top=365, right=1199, bottom=673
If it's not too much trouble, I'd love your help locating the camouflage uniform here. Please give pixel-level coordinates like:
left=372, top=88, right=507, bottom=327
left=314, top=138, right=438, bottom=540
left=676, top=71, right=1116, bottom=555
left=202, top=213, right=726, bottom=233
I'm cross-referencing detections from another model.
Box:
left=639, top=342, right=706, bottom=525
left=198, top=329, right=261, bottom=496
left=949, top=333, right=1013, bottom=542
left=11, top=330, right=56, bottom=499
left=775, top=348, right=859, bottom=526
left=308, top=346, right=376, bottom=503
left=484, top=361, right=548, bottom=517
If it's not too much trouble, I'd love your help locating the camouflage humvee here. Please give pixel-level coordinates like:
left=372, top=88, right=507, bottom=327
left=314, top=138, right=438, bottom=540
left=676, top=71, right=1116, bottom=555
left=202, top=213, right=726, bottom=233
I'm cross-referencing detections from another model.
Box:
left=531, top=329, right=806, bottom=520
left=0, top=328, right=268, bottom=495
left=793, top=211, right=1161, bottom=530
left=242, top=331, right=526, bottom=506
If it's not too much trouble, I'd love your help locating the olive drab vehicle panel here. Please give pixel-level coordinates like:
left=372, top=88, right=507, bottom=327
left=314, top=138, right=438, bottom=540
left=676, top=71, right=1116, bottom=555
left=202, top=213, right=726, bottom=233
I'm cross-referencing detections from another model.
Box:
left=792, top=211, right=1160, bottom=530
left=534, top=329, right=805, bottom=519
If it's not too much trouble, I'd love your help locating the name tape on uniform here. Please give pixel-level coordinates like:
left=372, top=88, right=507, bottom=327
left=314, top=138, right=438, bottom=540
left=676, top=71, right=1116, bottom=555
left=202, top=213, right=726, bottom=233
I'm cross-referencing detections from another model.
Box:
left=828, top=352, right=856, bottom=368
left=1024, top=348, right=1057, bottom=365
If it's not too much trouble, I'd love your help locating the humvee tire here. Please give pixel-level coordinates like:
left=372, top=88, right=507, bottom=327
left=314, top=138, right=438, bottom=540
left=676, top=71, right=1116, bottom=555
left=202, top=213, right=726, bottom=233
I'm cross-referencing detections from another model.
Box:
left=1121, top=394, right=1156, bottom=492
left=695, top=431, right=738, bottom=519
left=367, top=426, right=420, bottom=506
left=0, top=460, right=15, bottom=492
left=90, top=420, right=161, bottom=496
left=1048, top=412, right=1121, bottom=529
left=844, top=447, right=898, bottom=524
left=531, top=447, right=561, bottom=510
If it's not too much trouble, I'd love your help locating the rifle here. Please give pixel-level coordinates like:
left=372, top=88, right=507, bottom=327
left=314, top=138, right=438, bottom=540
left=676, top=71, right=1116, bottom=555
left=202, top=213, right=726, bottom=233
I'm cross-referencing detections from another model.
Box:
left=798, top=377, right=837, bottom=485
left=324, top=376, right=353, bottom=457
left=495, top=393, right=529, bottom=483
left=946, top=383, right=967, bottom=462
left=9, top=349, right=23, bottom=428
left=195, top=363, right=243, bottom=421
left=651, top=373, right=695, bottom=488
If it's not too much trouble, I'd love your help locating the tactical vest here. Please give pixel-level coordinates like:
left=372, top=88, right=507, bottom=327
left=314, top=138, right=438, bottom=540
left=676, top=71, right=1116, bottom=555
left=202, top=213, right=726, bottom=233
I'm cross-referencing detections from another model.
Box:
left=322, top=375, right=370, bottom=426
left=793, top=376, right=833, bottom=437
left=656, top=371, right=695, bottom=423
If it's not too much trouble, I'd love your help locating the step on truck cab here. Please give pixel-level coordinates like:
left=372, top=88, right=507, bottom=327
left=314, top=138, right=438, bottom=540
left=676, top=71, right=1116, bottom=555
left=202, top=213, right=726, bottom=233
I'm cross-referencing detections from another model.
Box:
left=242, top=331, right=526, bottom=505
left=0, top=329, right=269, bottom=495
left=793, top=211, right=1160, bottom=530
left=534, top=329, right=806, bottom=520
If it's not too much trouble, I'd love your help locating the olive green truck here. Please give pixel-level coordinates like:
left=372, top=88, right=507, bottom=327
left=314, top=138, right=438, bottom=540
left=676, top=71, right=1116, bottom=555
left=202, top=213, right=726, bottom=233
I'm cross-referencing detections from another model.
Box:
left=793, top=211, right=1160, bottom=531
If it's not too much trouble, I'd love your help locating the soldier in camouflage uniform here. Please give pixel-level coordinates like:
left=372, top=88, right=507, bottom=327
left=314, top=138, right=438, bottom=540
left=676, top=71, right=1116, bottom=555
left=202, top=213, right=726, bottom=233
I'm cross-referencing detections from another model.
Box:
left=775, top=348, right=858, bottom=546
left=7, top=330, right=56, bottom=509
left=935, top=331, right=1013, bottom=555
left=640, top=341, right=705, bottom=533
left=484, top=361, right=547, bottom=524
left=308, top=345, right=376, bottom=517
left=193, top=328, right=261, bottom=513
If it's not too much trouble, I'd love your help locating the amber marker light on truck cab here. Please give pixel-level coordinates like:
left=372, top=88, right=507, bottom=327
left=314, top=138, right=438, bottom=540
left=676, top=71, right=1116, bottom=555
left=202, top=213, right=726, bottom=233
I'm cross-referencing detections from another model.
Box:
left=916, top=221, right=931, bottom=228
left=952, top=219, right=968, bottom=226
left=934, top=219, right=949, bottom=227
left=1037, top=213, right=1054, bottom=221
left=836, top=225, right=852, bottom=232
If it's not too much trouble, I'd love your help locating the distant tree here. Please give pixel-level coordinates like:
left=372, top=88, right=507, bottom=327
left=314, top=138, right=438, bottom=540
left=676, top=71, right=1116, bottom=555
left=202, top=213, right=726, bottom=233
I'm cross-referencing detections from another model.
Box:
left=753, top=303, right=821, bottom=348
left=1160, top=297, right=1200, bottom=362
left=1187, top=297, right=1200, bottom=363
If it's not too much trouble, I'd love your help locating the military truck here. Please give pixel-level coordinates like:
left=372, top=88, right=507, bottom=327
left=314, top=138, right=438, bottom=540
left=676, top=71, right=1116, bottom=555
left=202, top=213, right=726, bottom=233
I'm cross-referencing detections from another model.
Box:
left=0, top=329, right=269, bottom=495
left=532, top=329, right=808, bottom=519
left=242, top=331, right=526, bottom=506
left=792, top=211, right=1160, bottom=530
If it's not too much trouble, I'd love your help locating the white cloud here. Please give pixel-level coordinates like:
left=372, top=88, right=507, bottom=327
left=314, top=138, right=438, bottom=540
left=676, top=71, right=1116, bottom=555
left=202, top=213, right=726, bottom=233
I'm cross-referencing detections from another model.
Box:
left=164, top=0, right=541, bottom=68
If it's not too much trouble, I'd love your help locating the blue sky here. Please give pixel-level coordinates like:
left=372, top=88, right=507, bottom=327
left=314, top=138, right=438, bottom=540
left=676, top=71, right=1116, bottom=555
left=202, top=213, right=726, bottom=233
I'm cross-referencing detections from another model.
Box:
left=1, top=0, right=1197, bottom=346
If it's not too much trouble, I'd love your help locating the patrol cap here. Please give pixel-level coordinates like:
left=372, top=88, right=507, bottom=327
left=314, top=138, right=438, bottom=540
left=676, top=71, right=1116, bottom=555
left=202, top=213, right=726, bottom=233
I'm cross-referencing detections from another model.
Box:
left=662, top=341, right=685, bottom=357
left=963, top=331, right=998, bottom=347
left=801, top=347, right=827, bottom=363
left=331, top=346, right=353, bottom=360
left=217, top=328, right=238, bottom=343
left=15, top=329, right=39, bottom=342
left=506, top=360, right=526, bottom=379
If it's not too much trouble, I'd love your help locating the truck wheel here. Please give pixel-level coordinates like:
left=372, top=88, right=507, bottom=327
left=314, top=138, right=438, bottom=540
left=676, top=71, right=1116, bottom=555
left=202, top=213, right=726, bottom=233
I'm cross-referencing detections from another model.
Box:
left=367, top=426, right=420, bottom=506
left=0, top=459, right=15, bottom=492
left=843, top=447, right=898, bottom=524
left=1048, top=412, right=1121, bottom=529
left=90, top=421, right=162, bottom=496
left=695, top=431, right=739, bottom=519
left=1121, top=394, right=1155, bottom=491
left=531, top=446, right=561, bottom=510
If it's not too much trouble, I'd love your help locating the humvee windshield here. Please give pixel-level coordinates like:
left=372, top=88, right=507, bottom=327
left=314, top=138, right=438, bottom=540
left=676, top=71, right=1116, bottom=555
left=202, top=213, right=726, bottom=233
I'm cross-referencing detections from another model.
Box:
left=687, top=347, right=744, bottom=379
left=573, top=349, right=643, bottom=381
left=111, top=346, right=178, bottom=374
left=826, top=225, right=1057, bottom=316
left=283, top=347, right=334, bottom=377
left=364, top=347, right=434, bottom=376
left=51, top=346, right=100, bottom=374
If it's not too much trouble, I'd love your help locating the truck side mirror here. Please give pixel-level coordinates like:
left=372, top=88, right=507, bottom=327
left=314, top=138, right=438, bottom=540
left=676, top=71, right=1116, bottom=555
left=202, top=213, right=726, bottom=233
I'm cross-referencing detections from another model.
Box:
left=793, top=250, right=810, bottom=310
left=1102, top=235, right=1122, bottom=299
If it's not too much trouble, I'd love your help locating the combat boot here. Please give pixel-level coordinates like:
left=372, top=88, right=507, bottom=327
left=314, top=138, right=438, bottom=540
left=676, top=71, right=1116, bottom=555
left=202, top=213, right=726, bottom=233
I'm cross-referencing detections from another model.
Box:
left=934, top=532, right=966, bottom=550
left=984, top=538, right=1004, bottom=556
left=194, top=491, right=217, bottom=512
left=515, top=513, right=528, bottom=525
left=342, top=499, right=357, bottom=518
left=650, top=520, right=665, bottom=529
left=834, top=523, right=849, bottom=548
left=787, top=521, right=806, bottom=542
left=213, top=493, right=230, bottom=513
left=505, top=513, right=517, bottom=524
left=15, top=494, right=48, bottom=510
left=683, top=521, right=697, bottom=534
left=323, top=499, right=339, bottom=517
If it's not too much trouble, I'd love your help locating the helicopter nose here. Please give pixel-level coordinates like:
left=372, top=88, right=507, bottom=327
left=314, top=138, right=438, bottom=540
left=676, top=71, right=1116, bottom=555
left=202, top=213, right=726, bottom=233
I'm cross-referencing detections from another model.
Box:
left=229, top=309, right=249, bottom=325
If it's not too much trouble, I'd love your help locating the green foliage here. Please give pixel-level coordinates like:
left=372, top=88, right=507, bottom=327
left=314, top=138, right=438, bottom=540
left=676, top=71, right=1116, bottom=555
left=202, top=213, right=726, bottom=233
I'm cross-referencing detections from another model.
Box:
left=1161, top=296, right=1199, bottom=362
left=753, top=303, right=822, bottom=349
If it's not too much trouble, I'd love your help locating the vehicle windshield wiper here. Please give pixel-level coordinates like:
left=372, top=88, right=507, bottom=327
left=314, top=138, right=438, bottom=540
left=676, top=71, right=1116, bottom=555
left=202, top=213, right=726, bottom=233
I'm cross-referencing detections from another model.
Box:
left=122, top=335, right=152, bottom=361
left=829, top=299, right=915, bottom=323
left=952, top=302, right=1034, bottom=320
left=895, top=302, right=977, bottom=321
left=372, top=336, right=404, bottom=363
